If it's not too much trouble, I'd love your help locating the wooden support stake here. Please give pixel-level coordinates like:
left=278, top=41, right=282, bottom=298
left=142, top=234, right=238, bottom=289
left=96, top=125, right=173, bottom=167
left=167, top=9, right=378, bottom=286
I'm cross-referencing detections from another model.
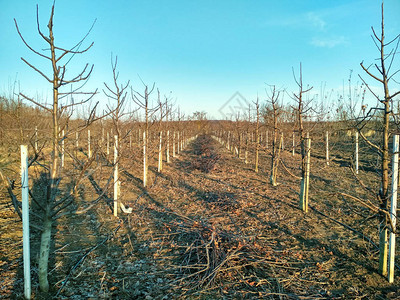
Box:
left=177, top=132, right=180, bottom=154
left=113, top=135, right=118, bottom=217
left=326, top=131, right=330, bottom=166
left=61, top=130, right=65, bottom=168
left=106, top=132, right=110, bottom=156
left=292, top=131, right=295, bottom=156
left=158, top=131, right=163, bottom=172
left=88, top=130, right=91, bottom=159
left=245, top=132, right=249, bottom=164
left=355, top=131, right=359, bottom=174
left=34, top=126, right=38, bottom=152
left=388, top=134, right=399, bottom=283
left=166, top=130, right=170, bottom=163
left=299, top=138, right=311, bottom=212
left=173, top=131, right=176, bottom=158
left=21, top=145, right=31, bottom=299
left=143, top=131, right=147, bottom=187
left=76, top=132, right=79, bottom=148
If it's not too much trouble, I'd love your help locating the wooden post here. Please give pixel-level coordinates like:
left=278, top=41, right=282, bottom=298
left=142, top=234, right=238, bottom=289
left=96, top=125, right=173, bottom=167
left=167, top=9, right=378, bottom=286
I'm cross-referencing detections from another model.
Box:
left=34, top=126, right=38, bottom=152
left=388, top=134, right=399, bottom=283
left=75, top=132, right=79, bottom=148
left=245, top=132, right=249, bottom=164
left=266, top=131, right=268, bottom=149
left=88, top=129, right=91, bottom=159
left=299, top=138, right=311, bottom=212
left=281, top=132, right=284, bottom=151
left=107, top=132, right=110, bottom=156
left=21, top=145, right=31, bottom=299
left=177, top=132, right=180, bottom=154
left=113, top=135, right=118, bottom=217
left=61, top=130, right=65, bottom=168
left=129, top=133, right=132, bottom=150
left=143, top=131, right=147, bottom=187
left=326, top=131, right=330, bottom=166
left=158, top=131, right=163, bottom=172
left=255, top=133, right=260, bottom=173
left=355, top=131, right=359, bottom=174
left=166, top=130, right=170, bottom=163
left=292, top=131, right=295, bottom=156
left=173, top=131, right=176, bottom=158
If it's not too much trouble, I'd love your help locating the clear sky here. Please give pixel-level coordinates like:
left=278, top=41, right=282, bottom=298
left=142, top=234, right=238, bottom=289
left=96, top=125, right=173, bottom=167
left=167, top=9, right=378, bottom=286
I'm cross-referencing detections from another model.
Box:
left=1, top=0, right=399, bottom=120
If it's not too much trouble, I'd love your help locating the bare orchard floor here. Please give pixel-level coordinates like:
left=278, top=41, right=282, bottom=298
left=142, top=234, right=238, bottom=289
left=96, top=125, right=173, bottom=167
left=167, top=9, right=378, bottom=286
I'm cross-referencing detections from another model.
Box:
left=1, top=134, right=399, bottom=299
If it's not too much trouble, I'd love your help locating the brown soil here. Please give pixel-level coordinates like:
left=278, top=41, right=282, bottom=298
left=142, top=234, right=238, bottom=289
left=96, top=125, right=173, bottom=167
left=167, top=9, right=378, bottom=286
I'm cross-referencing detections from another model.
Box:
left=1, top=133, right=399, bottom=299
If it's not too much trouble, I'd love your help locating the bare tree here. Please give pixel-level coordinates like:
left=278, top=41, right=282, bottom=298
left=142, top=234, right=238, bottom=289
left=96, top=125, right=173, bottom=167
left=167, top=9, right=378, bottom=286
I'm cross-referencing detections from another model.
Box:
left=103, top=55, right=130, bottom=215
left=357, top=2, right=400, bottom=276
left=265, top=85, right=283, bottom=186
left=132, top=81, right=158, bottom=187
left=12, top=3, right=99, bottom=292
left=291, top=63, right=313, bottom=145
left=291, top=64, right=314, bottom=210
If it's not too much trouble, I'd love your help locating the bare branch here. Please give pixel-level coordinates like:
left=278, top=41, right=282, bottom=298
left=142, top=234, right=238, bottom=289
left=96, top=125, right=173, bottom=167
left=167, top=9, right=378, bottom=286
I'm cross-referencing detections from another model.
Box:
left=19, top=93, right=52, bottom=112
left=20, top=57, right=53, bottom=83
left=360, top=61, right=384, bottom=83
left=14, top=18, right=51, bottom=60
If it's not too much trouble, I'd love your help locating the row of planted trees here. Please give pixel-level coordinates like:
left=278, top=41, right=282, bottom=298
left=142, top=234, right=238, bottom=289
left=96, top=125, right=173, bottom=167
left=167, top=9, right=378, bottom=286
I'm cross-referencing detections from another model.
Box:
left=212, top=2, right=400, bottom=283
left=0, top=3, right=200, bottom=297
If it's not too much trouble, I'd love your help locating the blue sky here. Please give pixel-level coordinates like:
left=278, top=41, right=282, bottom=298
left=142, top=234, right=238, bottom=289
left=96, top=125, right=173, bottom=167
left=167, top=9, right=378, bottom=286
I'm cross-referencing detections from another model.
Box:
left=1, top=0, right=399, bottom=119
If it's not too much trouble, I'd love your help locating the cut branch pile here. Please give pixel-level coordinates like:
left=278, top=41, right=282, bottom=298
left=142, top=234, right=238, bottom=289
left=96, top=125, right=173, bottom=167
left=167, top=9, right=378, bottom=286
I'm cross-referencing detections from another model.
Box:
left=162, top=213, right=295, bottom=297
left=192, top=135, right=221, bottom=173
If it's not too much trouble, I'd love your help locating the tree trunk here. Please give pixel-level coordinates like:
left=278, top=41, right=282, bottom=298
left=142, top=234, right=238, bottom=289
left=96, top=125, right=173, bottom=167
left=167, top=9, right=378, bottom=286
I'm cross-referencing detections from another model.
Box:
left=379, top=99, right=390, bottom=276
left=38, top=216, right=52, bottom=292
